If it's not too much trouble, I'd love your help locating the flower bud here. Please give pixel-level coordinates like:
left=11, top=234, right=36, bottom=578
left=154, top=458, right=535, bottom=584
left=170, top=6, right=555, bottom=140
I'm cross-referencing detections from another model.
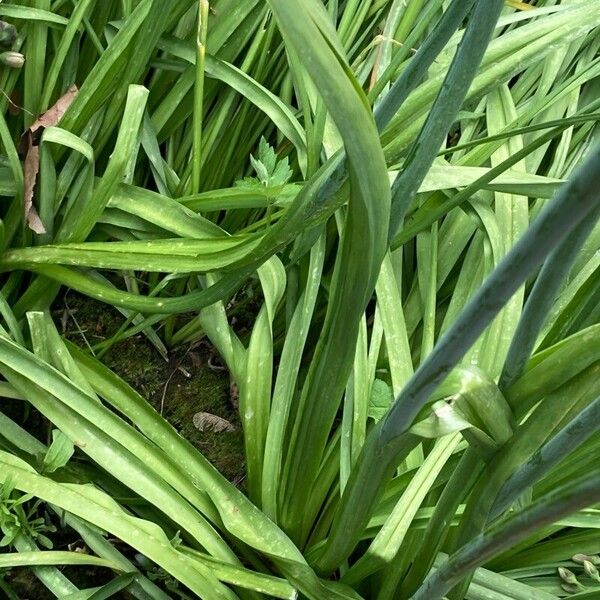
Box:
left=0, top=51, right=24, bottom=68
left=573, top=553, right=600, bottom=565
left=558, top=567, right=579, bottom=585
left=584, top=560, right=600, bottom=582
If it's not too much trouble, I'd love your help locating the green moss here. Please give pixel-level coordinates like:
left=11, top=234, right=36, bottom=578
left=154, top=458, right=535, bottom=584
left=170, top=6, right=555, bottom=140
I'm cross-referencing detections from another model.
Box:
left=54, top=293, right=245, bottom=484
left=163, top=371, right=244, bottom=484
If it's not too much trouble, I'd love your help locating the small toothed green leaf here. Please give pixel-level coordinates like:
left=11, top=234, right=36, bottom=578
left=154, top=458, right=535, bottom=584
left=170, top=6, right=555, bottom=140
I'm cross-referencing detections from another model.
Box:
left=368, top=379, right=394, bottom=423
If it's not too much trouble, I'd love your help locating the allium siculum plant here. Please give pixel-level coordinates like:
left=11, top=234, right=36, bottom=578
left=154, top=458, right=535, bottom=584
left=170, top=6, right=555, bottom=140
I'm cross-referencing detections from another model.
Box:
left=0, top=1, right=599, bottom=599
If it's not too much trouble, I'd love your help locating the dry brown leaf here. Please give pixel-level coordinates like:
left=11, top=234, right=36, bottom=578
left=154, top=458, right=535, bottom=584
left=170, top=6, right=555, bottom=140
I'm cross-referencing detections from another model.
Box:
left=192, top=412, right=236, bottom=433
left=23, top=144, right=45, bottom=233
left=22, top=85, right=78, bottom=234
left=30, top=84, right=78, bottom=135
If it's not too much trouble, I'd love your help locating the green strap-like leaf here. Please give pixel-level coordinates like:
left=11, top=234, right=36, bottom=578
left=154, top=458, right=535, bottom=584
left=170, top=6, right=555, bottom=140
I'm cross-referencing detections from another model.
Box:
left=413, top=472, right=600, bottom=600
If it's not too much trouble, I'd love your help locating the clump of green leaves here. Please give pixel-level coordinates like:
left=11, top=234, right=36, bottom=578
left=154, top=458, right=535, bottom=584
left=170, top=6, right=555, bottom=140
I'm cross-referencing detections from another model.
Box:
left=0, top=479, right=55, bottom=550
left=0, top=0, right=598, bottom=599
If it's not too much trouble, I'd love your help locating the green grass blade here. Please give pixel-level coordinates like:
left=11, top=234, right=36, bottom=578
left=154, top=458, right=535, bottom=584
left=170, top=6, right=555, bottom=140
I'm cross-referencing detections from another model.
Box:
left=373, top=0, right=476, bottom=129
left=491, top=394, right=600, bottom=519
left=500, top=206, right=600, bottom=389
left=239, top=257, right=285, bottom=505
left=266, top=0, right=390, bottom=544
left=262, top=234, right=325, bottom=521
left=0, top=551, right=121, bottom=571
left=388, top=0, right=504, bottom=238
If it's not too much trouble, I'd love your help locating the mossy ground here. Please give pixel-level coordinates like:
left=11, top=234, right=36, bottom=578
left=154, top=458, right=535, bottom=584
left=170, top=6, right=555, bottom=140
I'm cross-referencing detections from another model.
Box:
left=54, top=292, right=245, bottom=483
